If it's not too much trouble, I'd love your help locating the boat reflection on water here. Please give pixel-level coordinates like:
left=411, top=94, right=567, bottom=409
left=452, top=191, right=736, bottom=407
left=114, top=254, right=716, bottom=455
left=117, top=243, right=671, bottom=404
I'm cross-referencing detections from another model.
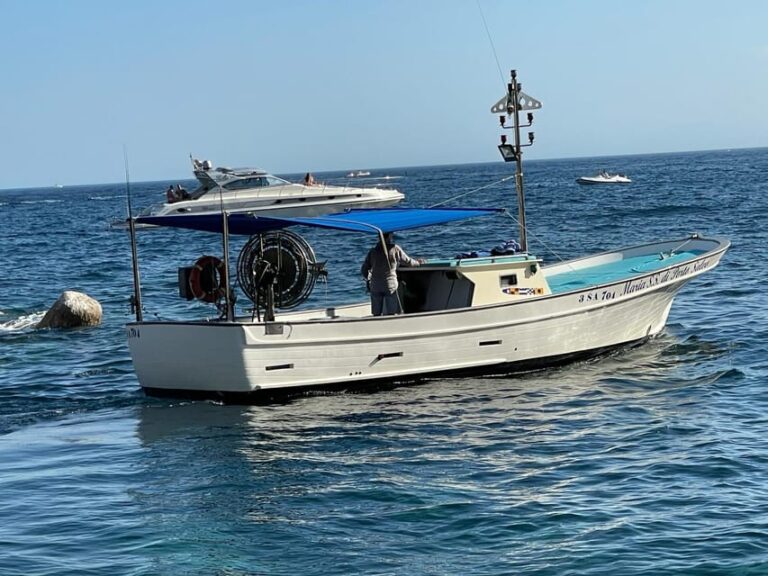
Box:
left=136, top=402, right=256, bottom=445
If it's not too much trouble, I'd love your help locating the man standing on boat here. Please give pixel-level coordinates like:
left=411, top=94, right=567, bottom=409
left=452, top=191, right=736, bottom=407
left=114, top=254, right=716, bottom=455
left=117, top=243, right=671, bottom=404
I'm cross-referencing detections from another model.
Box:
left=361, top=232, right=423, bottom=316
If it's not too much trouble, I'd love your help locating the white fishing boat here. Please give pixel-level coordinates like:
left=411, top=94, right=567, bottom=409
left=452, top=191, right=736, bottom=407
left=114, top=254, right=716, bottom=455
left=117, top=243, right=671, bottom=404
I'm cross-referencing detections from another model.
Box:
left=125, top=70, right=729, bottom=401
left=576, top=171, right=632, bottom=185
left=138, top=159, right=402, bottom=219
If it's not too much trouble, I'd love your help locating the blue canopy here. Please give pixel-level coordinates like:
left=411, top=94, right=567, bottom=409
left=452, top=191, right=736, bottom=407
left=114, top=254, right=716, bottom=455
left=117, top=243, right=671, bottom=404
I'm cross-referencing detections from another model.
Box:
left=136, top=207, right=505, bottom=236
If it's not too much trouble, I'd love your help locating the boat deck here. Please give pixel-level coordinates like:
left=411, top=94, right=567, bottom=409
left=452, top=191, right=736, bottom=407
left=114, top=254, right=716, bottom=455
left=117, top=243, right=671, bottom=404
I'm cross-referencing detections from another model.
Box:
left=545, top=249, right=706, bottom=293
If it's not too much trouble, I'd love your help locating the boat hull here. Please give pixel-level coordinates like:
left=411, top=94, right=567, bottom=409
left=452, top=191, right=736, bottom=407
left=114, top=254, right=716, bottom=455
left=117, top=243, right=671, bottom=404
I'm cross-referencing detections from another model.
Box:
left=576, top=176, right=631, bottom=185
left=140, top=340, right=646, bottom=402
left=145, top=185, right=404, bottom=218
left=128, top=237, right=727, bottom=399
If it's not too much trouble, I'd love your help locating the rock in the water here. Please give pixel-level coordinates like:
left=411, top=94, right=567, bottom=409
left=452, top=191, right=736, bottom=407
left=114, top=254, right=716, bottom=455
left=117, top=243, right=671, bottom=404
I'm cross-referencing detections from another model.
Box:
left=37, top=291, right=103, bottom=329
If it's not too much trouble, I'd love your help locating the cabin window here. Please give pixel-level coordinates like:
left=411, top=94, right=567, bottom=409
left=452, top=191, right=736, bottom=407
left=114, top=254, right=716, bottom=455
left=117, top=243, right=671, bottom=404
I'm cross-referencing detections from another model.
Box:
left=500, top=274, right=518, bottom=286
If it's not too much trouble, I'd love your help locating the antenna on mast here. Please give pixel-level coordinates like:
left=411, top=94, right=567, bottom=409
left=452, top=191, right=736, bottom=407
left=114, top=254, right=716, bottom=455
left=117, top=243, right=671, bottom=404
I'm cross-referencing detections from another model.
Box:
left=491, top=69, right=541, bottom=253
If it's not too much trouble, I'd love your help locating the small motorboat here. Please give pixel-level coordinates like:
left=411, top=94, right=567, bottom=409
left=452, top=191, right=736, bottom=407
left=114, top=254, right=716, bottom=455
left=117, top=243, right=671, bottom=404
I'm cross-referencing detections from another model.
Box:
left=576, top=171, right=632, bottom=185
left=347, top=170, right=371, bottom=177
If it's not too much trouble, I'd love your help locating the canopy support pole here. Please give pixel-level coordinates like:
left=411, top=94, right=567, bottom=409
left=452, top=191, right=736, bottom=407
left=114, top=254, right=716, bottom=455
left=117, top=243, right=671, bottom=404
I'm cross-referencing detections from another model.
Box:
left=221, top=210, right=234, bottom=321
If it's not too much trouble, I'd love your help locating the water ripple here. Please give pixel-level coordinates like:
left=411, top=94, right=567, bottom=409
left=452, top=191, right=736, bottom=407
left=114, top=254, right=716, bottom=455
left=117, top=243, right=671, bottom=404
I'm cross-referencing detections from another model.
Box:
left=2, top=152, right=768, bottom=574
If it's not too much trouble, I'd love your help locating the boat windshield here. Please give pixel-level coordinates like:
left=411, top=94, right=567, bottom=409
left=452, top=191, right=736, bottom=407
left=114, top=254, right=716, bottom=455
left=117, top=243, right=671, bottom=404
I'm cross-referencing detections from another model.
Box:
left=267, top=175, right=290, bottom=186
left=222, top=175, right=290, bottom=190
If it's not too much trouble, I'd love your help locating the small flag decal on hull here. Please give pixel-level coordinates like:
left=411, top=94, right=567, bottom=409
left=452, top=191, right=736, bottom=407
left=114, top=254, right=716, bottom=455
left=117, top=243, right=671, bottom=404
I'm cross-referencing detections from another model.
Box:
left=502, top=287, right=543, bottom=296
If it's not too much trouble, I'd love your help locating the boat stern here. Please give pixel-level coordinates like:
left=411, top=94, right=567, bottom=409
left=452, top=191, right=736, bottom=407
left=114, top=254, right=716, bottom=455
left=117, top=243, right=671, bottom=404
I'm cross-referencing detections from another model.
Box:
left=127, top=322, right=257, bottom=394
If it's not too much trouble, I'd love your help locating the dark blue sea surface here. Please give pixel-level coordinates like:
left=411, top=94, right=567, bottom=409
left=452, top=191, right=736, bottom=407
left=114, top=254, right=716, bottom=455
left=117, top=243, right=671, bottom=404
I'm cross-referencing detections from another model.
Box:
left=1, top=149, right=766, bottom=575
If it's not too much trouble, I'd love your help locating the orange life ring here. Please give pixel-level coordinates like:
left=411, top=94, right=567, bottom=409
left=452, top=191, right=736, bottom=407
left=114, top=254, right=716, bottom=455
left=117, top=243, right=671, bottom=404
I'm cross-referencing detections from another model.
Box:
left=188, top=255, right=226, bottom=303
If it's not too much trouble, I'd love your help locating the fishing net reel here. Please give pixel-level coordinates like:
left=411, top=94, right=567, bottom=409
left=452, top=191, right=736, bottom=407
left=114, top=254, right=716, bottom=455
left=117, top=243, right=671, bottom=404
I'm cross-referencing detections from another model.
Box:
left=237, top=230, right=326, bottom=319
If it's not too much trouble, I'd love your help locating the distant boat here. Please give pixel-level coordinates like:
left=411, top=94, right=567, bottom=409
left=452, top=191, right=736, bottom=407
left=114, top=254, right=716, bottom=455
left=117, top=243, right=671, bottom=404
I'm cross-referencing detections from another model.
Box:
left=347, top=170, right=371, bottom=177
left=576, top=171, right=632, bottom=185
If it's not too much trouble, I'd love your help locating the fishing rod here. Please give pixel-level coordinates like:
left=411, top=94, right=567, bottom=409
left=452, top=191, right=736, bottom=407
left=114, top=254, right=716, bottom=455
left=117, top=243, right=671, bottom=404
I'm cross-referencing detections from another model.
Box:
left=124, top=146, right=143, bottom=322
left=217, top=176, right=234, bottom=321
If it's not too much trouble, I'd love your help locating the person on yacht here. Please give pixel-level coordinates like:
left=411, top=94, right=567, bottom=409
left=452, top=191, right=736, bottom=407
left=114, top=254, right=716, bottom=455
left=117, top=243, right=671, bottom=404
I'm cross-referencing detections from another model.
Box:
left=304, top=173, right=315, bottom=186
left=176, top=184, right=191, bottom=200
left=166, top=185, right=177, bottom=203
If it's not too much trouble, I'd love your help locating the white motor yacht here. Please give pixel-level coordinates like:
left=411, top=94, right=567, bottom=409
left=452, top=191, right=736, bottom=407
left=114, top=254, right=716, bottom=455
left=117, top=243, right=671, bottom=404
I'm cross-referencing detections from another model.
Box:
left=139, top=158, right=403, bottom=219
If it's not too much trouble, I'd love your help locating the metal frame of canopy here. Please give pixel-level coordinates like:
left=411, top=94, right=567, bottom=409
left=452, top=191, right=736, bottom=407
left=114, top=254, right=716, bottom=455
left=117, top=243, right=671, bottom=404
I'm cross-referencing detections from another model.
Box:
left=128, top=207, right=507, bottom=322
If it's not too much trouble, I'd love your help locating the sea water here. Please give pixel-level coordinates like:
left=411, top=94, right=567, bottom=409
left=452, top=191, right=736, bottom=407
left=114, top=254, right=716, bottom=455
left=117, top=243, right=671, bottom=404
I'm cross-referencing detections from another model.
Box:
left=1, top=149, right=766, bottom=575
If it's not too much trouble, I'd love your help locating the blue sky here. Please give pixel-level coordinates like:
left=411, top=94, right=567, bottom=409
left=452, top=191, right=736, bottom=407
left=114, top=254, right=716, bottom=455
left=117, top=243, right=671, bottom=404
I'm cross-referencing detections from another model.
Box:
left=1, top=0, right=766, bottom=188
